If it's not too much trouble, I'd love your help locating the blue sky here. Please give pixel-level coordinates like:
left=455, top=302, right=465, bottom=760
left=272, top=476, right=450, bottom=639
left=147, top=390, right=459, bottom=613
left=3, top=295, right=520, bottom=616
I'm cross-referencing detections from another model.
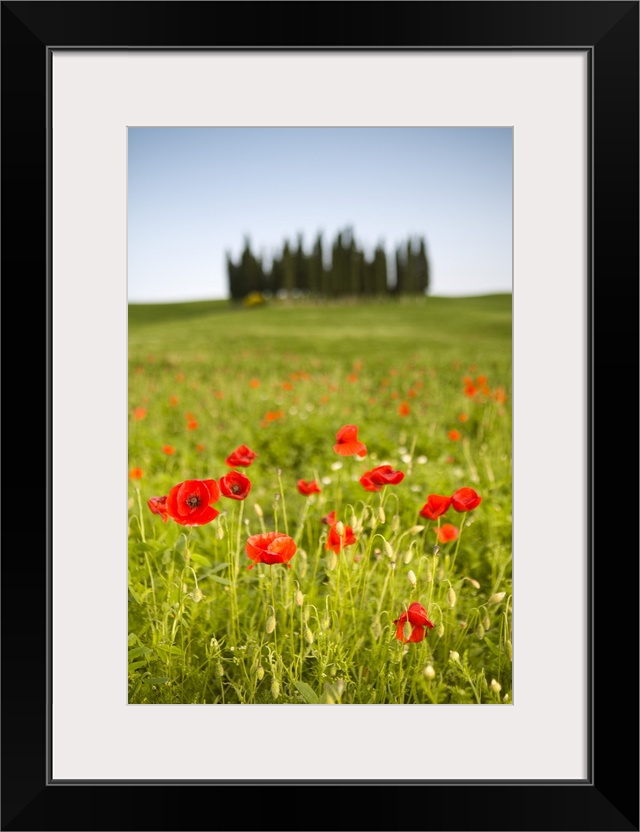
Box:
left=128, top=127, right=512, bottom=303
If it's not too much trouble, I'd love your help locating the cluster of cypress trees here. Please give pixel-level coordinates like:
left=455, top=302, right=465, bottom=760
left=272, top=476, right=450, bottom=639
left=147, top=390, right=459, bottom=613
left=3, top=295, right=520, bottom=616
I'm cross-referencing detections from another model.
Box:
left=226, top=227, right=430, bottom=301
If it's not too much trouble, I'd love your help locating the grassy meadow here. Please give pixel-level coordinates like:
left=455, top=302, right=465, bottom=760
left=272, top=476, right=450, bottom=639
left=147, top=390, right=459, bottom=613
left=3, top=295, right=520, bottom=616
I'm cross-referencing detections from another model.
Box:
left=128, top=294, right=512, bottom=704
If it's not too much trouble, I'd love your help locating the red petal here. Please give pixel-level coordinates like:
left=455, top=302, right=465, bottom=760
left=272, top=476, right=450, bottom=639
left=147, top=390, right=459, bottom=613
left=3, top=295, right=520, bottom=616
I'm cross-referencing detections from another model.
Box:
left=334, top=440, right=367, bottom=456
left=408, top=625, right=426, bottom=643
left=336, top=425, right=358, bottom=444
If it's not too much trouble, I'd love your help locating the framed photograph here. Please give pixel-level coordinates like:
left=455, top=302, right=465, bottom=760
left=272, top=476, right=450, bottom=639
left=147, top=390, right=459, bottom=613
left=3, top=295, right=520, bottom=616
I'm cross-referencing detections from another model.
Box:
left=3, top=2, right=637, bottom=830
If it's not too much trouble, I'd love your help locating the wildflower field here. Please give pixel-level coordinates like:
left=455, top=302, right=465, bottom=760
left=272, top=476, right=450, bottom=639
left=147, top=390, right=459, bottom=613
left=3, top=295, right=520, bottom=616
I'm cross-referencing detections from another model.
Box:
left=128, top=294, right=512, bottom=704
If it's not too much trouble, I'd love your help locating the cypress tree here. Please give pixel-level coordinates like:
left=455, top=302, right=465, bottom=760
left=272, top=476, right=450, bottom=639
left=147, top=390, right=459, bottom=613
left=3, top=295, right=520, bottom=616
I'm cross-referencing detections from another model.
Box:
left=295, top=233, right=309, bottom=294
left=405, top=238, right=417, bottom=294
left=394, top=245, right=405, bottom=296
left=331, top=231, right=343, bottom=297
left=226, top=251, right=240, bottom=301
left=282, top=240, right=295, bottom=295
left=270, top=249, right=283, bottom=296
left=348, top=234, right=360, bottom=295
left=416, top=237, right=430, bottom=295
left=373, top=245, right=388, bottom=296
left=309, top=232, right=323, bottom=297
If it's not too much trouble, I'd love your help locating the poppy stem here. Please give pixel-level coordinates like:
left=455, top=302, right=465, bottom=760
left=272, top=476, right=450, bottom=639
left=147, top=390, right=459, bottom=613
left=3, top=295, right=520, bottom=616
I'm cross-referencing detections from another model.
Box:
left=135, top=487, right=146, bottom=544
left=276, top=469, right=289, bottom=536
left=229, top=504, right=243, bottom=646
left=448, top=516, right=466, bottom=578
left=294, top=498, right=310, bottom=546
left=270, top=567, right=279, bottom=658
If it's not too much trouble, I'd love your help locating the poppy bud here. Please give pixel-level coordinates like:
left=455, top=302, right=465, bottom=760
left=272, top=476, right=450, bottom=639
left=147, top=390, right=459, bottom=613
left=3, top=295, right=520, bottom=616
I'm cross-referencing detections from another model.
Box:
left=391, top=514, right=401, bottom=531
left=506, top=640, right=512, bottom=661
left=216, top=662, right=224, bottom=677
left=322, top=614, right=331, bottom=630
left=298, top=548, right=308, bottom=578
left=335, top=521, right=345, bottom=536
left=476, top=623, right=485, bottom=639
left=256, top=666, right=265, bottom=681
left=383, top=540, right=394, bottom=559
left=409, top=525, right=425, bottom=534
left=407, top=570, right=417, bottom=587
left=266, top=615, right=276, bottom=634
left=192, top=587, right=204, bottom=603
left=488, top=591, right=506, bottom=605
left=216, top=524, right=225, bottom=540
left=465, top=577, right=481, bottom=589
left=304, top=627, right=314, bottom=644
left=302, top=605, right=311, bottom=623
left=447, top=587, right=457, bottom=608
left=403, top=620, right=413, bottom=641
left=271, top=679, right=280, bottom=699
left=377, top=506, right=386, bottom=523
left=294, top=584, right=303, bottom=607
left=327, top=550, right=338, bottom=571
left=254, top=503, right=263, bottom=518
left=490, top=678, right=502, bottom=693
left=403, top=549, right=414, bottom=564
left=483, top=614, right=491, bottom=631
left=437, top=623, right=445, bottom=637
left=423, top=664, right=436, bottom=680
left=449, top=650, right=460, bottom=663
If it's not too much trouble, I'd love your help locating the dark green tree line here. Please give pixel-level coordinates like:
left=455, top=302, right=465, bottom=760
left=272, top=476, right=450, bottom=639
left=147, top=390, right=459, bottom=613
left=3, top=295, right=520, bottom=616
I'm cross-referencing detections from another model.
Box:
left=226, top=228, right=430, bottom=301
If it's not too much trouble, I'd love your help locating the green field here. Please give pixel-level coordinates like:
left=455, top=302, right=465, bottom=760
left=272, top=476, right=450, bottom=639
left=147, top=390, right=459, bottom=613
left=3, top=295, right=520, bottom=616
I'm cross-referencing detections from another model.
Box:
left=128, top=294, right=512, bottom=704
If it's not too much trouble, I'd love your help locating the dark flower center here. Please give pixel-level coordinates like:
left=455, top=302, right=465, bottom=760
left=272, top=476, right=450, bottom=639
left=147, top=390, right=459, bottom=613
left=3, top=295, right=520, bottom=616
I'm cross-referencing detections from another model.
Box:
left=186, top=494, right=201, bottom=508
left=231, top=484, right=241, bottom=494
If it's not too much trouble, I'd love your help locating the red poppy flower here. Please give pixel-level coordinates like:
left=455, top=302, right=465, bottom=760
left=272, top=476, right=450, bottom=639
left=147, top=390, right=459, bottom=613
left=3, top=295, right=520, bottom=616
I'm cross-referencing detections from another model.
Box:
left=419, top=494, right=452, bottom=520
left=225, top=444, right=257, bottom=467
left=451, top=486, right=482, bottom=512
left=321, top=510, right=336, bottom=526
left=325, top=523, right=357, bottom=553
left=162, top=444, right=175, bottom=456
left=133, top=406, right=147, bottom=421
left=448, top=429, right=462, bottom=441
left=297, top=479, right=321, bottom=496
left=219, top=471, right=251, bottom=501
left=165, top=479, right=221, bottom=526
left=394, top=602, right=434, bottom=643
left=359, top=465, right=404, bottom=492
left=398, top=402, right=411, bottom=416
left=333, top=424, right=367, bottom=457
left=147, top=495, right=169, bottom=523
left=245, top=531, right=297, bottom=570
left=436, top=523, right=459, bottom=543
left=129, top=467, right=143, bottom=480
left=186, top=419, right=199, bottom=431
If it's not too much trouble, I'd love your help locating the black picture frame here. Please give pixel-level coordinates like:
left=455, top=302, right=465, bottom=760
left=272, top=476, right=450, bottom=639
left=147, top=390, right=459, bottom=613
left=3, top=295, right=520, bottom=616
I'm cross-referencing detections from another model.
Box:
left=2, top=2, right=638, bottom=830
